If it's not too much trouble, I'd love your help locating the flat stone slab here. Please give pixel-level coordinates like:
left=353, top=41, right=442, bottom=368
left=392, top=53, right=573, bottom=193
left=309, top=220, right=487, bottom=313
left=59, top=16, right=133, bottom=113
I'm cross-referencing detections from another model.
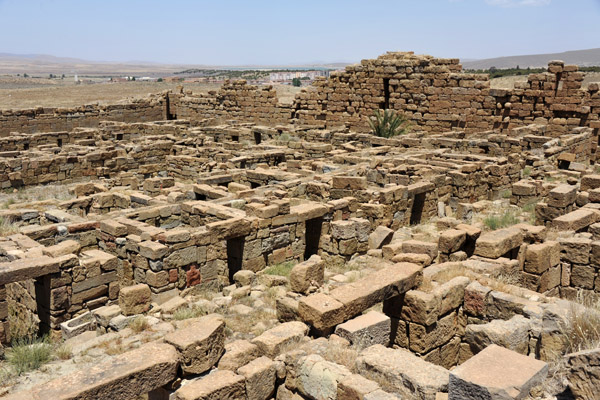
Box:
left=356, top=344, right=449, bottom=400
left=0, top=256, right=59, bottom=285
left=251, top=321, right=309, bottom=357
left=174, top=370, right=246, bottom=400
left=474, top=227, right=523, bottom=259
left=552, top=208, right=597, bottom=231
left=449, top=344, right=547, bottom=400
left=4, top=342, right=179, bottom=400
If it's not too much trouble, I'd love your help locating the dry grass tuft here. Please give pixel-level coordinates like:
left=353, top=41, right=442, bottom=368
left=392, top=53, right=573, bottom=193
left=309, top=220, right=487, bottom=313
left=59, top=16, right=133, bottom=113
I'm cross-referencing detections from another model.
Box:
left=172, top=304, right=207, bottom=321
left=263, top=261, right=296, bottom=277
left=128, top=316, right=150, bottom=333
left=560, top=291, right=600, bottom=354
left=0, top=216, right=19, bottom=236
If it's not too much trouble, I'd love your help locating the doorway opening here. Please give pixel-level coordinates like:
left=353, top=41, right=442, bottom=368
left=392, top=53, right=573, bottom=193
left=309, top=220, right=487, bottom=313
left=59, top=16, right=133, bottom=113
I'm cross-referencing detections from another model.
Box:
left=304, top=217, right=323, bottom=260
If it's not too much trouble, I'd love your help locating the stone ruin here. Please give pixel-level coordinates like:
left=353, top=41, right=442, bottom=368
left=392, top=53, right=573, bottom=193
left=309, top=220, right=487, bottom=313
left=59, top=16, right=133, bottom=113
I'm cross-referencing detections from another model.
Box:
left=0, top=51, right=599, bottom=400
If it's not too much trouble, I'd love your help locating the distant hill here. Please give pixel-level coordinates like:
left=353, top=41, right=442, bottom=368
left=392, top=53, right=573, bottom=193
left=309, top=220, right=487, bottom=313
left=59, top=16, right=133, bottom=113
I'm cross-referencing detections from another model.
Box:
left=0, top=53, right=352, bottom=76
left=463, top=48, right=600, bottom=70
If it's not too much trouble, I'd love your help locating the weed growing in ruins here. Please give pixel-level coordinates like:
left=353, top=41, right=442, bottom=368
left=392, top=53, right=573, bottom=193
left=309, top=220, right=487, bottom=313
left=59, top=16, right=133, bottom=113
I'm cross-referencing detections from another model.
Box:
left=368, top=109, right=410, bottom=138
left=263, top=261, right=296, bottom=277
left=173, top=304, right=207, bottom=321
left=0, top=216, right=19, bottom=236
left=560, top=291, right=600, bottom=354
left=54, top=343, right=72, bottom=360
left=500, top=189, right=512, bottom=199
left=128, top=315, right=150, bottom=333
left=6, top=336, right=53, bottom=375
left=522, top=166, right=532, bottom=177
left=483, top=210, right=519, bottom=230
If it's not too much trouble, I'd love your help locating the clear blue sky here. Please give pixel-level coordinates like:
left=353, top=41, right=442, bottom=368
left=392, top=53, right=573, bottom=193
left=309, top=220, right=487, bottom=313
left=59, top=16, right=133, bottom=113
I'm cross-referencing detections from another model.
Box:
left=0, top=0, right=598, bottom=65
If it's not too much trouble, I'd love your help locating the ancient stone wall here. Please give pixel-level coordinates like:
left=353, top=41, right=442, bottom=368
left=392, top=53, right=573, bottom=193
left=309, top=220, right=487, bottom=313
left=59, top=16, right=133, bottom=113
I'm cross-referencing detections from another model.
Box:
left=171, top=80, right=293, bottom=126
left=0, top=94, right=167, bottom=136
left=292, top=52, right=600, bottom=136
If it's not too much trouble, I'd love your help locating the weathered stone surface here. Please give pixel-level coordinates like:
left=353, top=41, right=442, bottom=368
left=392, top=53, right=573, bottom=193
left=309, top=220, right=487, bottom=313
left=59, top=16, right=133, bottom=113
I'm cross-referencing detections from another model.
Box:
left=4, top=342, right=179, bottom=400
left=174, top=370, right=246, bottom=400
left=547, top=184, right=577, bottom=208
left=237, top=356, right=276, bottom=400
left=252, top=321, right=309, bottom=357
left=298, top=293, right=346, bottom=331
left=334, top=311, right=391, bottom=348
left=523, top=241, right=560, bottom=274
left=356, top=344, right=449, bottom=400
left=297, top=354, right=352, bottom=400
left=290, top=255, right=324, bottom=294
left=464, top=315, right=531, bottom=355
left=439, top=229, right=466, bottom=254
left=164, top=315, right=225, bottom=375
left=43, top=239, right=80, bottom=257
left=329, top=263, right=422, bottom=325
left=337, top=373, right=381, bottom=400
left=369, top=226, right=394, bottom=250
left=566, top=347, right=600, bottom=400
left=0, top=256, right=59, bottom=285
left=553, top=209, right=597, bottom=231
left=218, top=339, right=260, bottom=371
left=119, top=283, right=151, bottom=315
left=449, top=344, right=547, bottom=400
left=474, top=227, right=523, bottom=259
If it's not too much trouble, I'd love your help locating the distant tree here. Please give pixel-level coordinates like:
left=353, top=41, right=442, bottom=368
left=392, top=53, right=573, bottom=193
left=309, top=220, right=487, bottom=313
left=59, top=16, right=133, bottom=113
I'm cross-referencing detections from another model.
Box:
left=61, top=74, right=65, bottom=79
left=23, top=73, right=29, bottom=78
left=131, top=76, right=136, bottom=81
left=49, top=74, right=54, bottom=79
left=157, top=77, right=163, bottom=82
left=489, top=66, right=497, bottom=73
left=292, top=78, right=301, bottom=87
left=516, top=65, right=520, bottom=70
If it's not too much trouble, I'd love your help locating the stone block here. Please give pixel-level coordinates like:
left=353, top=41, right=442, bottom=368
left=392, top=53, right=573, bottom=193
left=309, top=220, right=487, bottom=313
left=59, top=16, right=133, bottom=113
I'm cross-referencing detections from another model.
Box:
left=174, top=370, right=246, bottom=400
left=553, top=209, right=597, bottom=231
left=251, top=321, right=309, bottom=357
left=290, top=255, right=324, bottom=294
left=368, top=226, right=394, bottom=249
left=474, top=227, right=523, bottom=259
left=237, top=356, right=276, bottom=400
left=357, top=344, right=449, bottom=400
left=547, top=184, right=577, bottom=207
left=218, top=339, right=260, bottom=371
left=337, top=374, right=381, bottom=400
left=449, top=344, right=547, bottom=400
left=464, top=315, right=531, bottom=355
left=119, top=283, right=151, bottom=316
left=524, top=241, right=560, bottom=274
left=297, top=354, right=352, bottom=400
left=439, top=229, right=466, bottom=254
left=3, top=342, right=179, bottom=400
left=334, top=311, right=391, bottom=348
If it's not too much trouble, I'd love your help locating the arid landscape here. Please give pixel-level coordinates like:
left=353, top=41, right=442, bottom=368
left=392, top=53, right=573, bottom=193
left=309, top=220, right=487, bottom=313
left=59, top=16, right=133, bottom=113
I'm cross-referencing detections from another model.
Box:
left=1, top=1, right=600, bottom=399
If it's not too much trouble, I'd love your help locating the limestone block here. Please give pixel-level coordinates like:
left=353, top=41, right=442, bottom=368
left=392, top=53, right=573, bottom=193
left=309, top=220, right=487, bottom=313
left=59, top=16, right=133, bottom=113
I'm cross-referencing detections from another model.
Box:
left=290, top=255, right=324, bottom=294
left=331, top=220, right=356, bottom=240
left=218, top=339, right=260, bottom=371
left=165, top=315, right=225, bottom=375
left=524, top=241, right=560, bottom=274
left=368, top=226, right=394, bottom=249
left=237, top=356, right=276, bottom=400
left=174, top=370, right=246, bottom=400
left=547, top=184, right=577, bottom=207
left=559, top=237, right=591, bottom=264
left=449, top=344, right=547, bottom=400
left=357, top=344, right=449, bottom=400
left=3, top=342, right=179, bottom=400
left=337, top=373, right=381, bottom=400
left=251, top=321, right=309, bottom=357
left=566, top=347, right=600, bottom=400
left=438, top=229, right=466, bottom=254
left=474, top=227, right=523, bottom=259
left=464, top=315, right=531, bottom=355
left=552, top=209, right=597, bottom=231
left=334, top=311, right=391, bottom=348
left=43, top=239, right=81, bottom=257
left=138, top=241, right=169, bottom=260
left=119, top=283, right=151, bottom=315
left=297, top=354, right=352, bottom=400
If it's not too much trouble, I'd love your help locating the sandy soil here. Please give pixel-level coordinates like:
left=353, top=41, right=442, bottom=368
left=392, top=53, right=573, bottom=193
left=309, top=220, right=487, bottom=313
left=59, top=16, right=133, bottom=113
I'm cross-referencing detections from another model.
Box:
left=0, top=78, right=302, bottom=109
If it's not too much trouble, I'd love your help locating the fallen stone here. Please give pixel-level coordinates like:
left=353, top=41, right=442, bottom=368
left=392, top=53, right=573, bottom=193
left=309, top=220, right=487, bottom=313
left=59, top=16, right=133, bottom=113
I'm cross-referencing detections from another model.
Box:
left=174, top=370, right=246, bottom=400
left=449, top=344, right=547, bottom=400
left=334, top=311, right=391, bottom=349
left=119, top=283, right=151, bottom=316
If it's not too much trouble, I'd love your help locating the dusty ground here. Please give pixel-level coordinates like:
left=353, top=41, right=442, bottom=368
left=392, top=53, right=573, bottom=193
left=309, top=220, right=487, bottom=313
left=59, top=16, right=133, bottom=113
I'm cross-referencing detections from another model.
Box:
left=0, top=77, right=302, bottom=109
left=491, top=72, right=600, bottom=89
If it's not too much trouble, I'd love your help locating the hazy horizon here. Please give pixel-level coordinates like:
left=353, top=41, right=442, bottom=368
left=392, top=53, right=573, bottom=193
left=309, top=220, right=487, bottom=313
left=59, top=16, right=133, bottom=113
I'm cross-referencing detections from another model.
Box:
left=0, top=0, right=599, bottom=65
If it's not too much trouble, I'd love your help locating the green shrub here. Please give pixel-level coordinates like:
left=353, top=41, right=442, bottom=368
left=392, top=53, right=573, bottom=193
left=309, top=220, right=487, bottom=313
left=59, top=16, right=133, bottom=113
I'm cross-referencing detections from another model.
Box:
left=483, top=211, right=519, bottom=230
left=368, top=109, right=409, bottom=138
left=6, top=336, right=53, bottom=375
left=263, top=261, right=296, bottom=277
